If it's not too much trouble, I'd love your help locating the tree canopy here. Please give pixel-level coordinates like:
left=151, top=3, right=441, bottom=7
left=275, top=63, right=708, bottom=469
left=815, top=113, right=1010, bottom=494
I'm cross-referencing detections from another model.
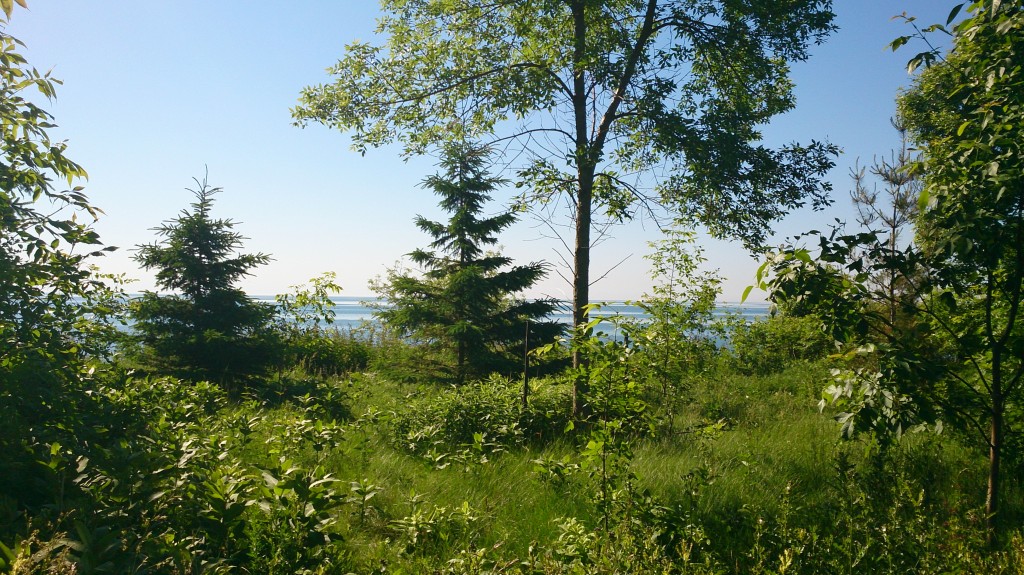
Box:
left=898, top=0, right=1024, bottom=541
left=295, top=0, right=839, bottom=356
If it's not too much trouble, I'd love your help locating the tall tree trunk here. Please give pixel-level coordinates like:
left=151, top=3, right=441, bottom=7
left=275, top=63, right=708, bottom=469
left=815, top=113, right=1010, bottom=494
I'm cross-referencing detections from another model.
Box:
left=569, top=0, right=591, bottom=419
left=572, top=173, right=593, bottom=417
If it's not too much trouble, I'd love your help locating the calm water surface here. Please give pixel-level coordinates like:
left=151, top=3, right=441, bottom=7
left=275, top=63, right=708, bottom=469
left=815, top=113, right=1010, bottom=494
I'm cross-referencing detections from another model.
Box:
left=251, top=296, right=772, bottom=333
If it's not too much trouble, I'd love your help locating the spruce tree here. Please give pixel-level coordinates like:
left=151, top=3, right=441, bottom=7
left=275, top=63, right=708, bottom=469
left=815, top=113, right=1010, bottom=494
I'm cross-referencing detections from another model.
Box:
left=131, top=175, right=276, bottom=388
left=376, top=145, right=561, bottom=384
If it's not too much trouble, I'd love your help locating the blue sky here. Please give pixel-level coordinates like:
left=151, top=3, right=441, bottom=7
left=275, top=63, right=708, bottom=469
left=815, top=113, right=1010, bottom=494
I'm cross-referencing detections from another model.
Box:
left=13, top=1, right=954, bottom=302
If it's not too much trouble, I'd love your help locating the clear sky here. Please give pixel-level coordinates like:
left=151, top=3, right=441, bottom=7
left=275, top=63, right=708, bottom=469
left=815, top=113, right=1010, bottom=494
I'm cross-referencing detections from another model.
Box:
left=12, top=1, right=954, bottom=302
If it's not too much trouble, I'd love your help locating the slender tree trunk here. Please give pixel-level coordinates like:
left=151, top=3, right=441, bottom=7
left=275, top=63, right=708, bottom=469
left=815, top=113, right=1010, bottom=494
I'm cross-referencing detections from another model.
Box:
left=572, top=183, right=592, bottom=336
left=522, top=321, right=529, bottom=410
left=572, top=175, right=593, bottom=417
left=888, top=220, right=897, bottom=329
left=987, top=407, right=1002, bottom=546
left=457, top=340, right=466, bottom=385
left=570, top=0, right=591, bottom=419
left=987, top=353, right=1003, bottom=546
left=987, top=419, right=1002, bottom=532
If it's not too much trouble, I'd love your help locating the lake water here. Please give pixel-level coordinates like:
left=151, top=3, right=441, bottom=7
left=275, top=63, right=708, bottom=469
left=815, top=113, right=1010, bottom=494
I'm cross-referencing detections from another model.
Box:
left=254, top=296, right=772, bottom=334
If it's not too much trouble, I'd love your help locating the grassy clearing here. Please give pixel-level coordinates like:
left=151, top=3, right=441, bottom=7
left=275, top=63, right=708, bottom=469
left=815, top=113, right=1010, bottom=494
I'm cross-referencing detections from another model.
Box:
left=211, top=355, right=1020, bottom=573
left=6, top=348, right=1022, bottom=573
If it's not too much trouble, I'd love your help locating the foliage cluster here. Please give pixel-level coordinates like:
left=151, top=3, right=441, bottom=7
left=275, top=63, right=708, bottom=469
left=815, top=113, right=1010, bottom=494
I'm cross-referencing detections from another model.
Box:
left=9, top=339, right=1024, bottom=574
left=622, top=230, right=724, bottom=427
left=729, top=314, right=833, bottom=375
left=389, top=375, right=571, bottom=461
left=274, top=273, right=372, bottom=378
left=4, top=373, right=362, bottom=574
left=280, top=329, right=371, bottom=378
left=0, top=15, right=122, bottom=555
left=753, top=0, right=1024, bottom=542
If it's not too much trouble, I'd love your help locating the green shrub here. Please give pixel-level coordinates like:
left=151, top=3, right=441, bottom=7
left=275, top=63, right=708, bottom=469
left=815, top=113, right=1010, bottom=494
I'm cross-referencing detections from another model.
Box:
left=390, top=375, right=572, bottom=459
left=272, top=272, right=372, bottom=380
left=520, top=377, right=573, bottom=443
left=250, top=376, right=352, bottom=422
left=391, top=498, right=483, bottom=557
left=728, top=314, right=832, bottom=375
left=390, top=376, right=524, bottom=458
left=363, top=324, right=446, bottom=384
left=284, top=329, right=371, bottom=377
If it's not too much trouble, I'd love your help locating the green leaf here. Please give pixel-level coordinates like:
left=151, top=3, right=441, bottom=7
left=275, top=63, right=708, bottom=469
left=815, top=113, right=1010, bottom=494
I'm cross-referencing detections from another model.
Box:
left=917, top=187, right=930, bottom=212
left=754, top=259, right=771, bottom=285
left=889, top=35, right=910, bottom=51
left=741, top=284, right=754, bottom=303
left=946, top=3, right=964, bottom=25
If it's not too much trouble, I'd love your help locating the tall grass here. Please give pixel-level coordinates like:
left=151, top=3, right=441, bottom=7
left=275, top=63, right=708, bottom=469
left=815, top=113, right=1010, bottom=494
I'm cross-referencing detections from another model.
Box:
left=6, top=331, right=1023, bottom=573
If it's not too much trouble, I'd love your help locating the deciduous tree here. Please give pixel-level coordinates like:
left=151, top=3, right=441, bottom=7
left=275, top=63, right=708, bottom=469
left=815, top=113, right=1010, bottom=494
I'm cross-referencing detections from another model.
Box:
left=0, top=10, right=118, bottom=510
left=294, top=0, right=839, bottom=410
left=897, top=0, right=1024, bottom=542
left=758, top=1, right=1024, bottom=542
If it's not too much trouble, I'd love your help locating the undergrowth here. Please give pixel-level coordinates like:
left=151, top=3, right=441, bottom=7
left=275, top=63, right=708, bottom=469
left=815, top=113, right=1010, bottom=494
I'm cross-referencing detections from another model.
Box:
left=3, top=347, right=1022, bottom=573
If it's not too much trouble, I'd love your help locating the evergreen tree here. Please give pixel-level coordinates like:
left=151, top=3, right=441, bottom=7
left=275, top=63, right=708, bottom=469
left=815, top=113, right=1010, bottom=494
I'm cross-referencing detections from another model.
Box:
left=376, top=145, right=561, bottom=384
left=848, top=119, right=921, bottom=329
left=131, top=175, right=276, bottom=389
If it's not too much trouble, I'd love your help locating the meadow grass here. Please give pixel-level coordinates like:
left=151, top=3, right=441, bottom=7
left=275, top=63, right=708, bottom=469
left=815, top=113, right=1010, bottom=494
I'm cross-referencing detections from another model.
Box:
left=222, top=356, right=1021, bottom=573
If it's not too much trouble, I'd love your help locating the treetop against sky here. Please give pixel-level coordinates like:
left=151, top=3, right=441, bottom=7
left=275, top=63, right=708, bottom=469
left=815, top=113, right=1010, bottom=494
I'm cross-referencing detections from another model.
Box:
left=14, top=1, right=953, bottom=301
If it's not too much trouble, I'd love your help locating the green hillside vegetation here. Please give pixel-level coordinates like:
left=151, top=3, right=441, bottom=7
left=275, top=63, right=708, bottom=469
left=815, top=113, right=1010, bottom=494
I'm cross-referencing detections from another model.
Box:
left=4, top=1, right=1024, bottom=573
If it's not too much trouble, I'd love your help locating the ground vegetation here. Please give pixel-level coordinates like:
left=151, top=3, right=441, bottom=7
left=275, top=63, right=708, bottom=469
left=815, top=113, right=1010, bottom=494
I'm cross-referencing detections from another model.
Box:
left=3, top=1, right=1023, bottom=572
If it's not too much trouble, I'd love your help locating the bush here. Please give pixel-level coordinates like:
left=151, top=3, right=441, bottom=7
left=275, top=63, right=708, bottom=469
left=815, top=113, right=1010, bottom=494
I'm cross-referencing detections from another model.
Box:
left=272, top=272, right=373, bottom=379
left=520, top=377, right=573, bottom=443
left=249, top=376, right=352, bottom=422
left=390, top=375, right=571, bottom=458
left=283, top=329, right=371, bottom=377
left=728, top=314, right=832, bottom=375
left=390, top=376, right=523, bottom=457
left=362, top=324, right=444, bottom=384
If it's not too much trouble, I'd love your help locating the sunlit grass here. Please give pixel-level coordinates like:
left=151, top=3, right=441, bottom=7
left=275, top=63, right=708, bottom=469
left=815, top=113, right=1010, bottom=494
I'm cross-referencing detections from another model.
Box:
left=228, top=356, right=1021, bottom=573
